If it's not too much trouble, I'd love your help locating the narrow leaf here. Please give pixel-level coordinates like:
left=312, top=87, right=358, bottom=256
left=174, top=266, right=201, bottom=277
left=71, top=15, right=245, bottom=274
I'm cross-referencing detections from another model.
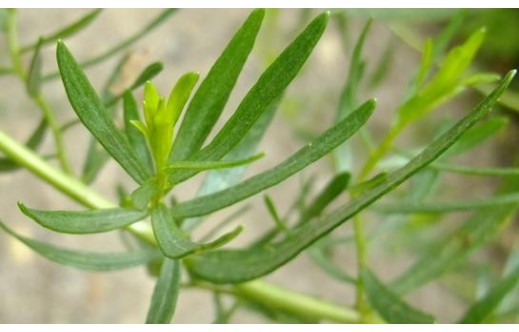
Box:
left=181, top=97, right=280, bottom=232
left=362, top=269, right=436, bottom=323
left=460, top=264, right=519, bottom=323
left=186, top=71, right=515, bottom=284
left=146, top=258, right=181, bottom=324
left=171, top=12, right=330, bottom=186
left=43, top=9, right=177, bottom=81
left=299, top=172, right=350, bottom=224
left=123, top=91, right=154, bottom=173
left=171, top=100, right=375, bottom=220
left=21, top=9, right=102, bottom=53
left=444, top=116, right=509, bottom=157
left=171, top=8, right=265, bottom=161
left=166, top=71, right=200, bottom=126
left=374, top=193, right=519, bottom=214
left=152, top=204, right=242, bottom=259
left=165, top=153, right=263, bottom=172
left=0, top=220, right=158, bottom=271
left=18, top=203, right=148, bottom=234
left=26, top=38, right=43, bottom=96
left=57, top=41, right=152, bottom=184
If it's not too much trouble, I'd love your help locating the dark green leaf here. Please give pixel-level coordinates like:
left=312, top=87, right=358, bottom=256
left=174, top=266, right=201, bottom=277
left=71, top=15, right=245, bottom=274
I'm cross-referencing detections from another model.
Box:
left=152, top=204, right=242, bottom=259
left=165, top=153, right=263, bottom=172
left=299, top=173, right=350, bottom=224
left=334, top=20, right=371, bottom=172
left=18, top=203, right=148, bottom=234
left=181, top=97, right=279, bottom=232
left=57, top=41, right=152, bottom=184
left=444, top=116, right=509, bottom=157
left=0, top=118, right=47, bottom=172
left=0, top=220, right=158, bottom=271
left=171, top=100, right=375, bottom=220
left=362, top=269, right=435, bottom=323
left=44, top=9, right=177, bottom=81
left=146, top=258, right=181, bottom=324
left=186, top=71, right=515, bottom=284
left=374, top=192, right=519, bottom=214
left=460, top=264, right=519, bottom=323
left=170, top=12, right=330, bottom=186
left=26, top=38, right=43, bottom=96
left=21, top=9, right=102, bottom=53
left=171, top=9, right=265, bottom=161
left=123, top=91, right=154, bottom=174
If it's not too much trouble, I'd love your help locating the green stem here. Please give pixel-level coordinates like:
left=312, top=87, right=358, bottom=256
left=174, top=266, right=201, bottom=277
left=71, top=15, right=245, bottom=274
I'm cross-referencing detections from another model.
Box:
left=5, top=9, right=74, bottom=174
left=0, top=127, right=360, bottom=323
left=235, top=280, right=361, bottom=323
left=353, top=123, right=400, bottom=317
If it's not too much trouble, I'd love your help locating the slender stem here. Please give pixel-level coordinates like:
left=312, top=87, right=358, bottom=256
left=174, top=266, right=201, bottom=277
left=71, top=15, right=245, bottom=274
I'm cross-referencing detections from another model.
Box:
left=0, top=127, right=361, bottom=323
left=235, top=280, right=361, bottom=323
left=353, top=123, right=400, bottom=316
left=5, top=9, right=74, bottom=174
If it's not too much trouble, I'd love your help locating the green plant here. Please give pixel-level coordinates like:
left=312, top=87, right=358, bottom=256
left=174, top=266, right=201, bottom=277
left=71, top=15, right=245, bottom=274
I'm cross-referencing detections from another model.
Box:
left=1, top=8, right=519, bottom=323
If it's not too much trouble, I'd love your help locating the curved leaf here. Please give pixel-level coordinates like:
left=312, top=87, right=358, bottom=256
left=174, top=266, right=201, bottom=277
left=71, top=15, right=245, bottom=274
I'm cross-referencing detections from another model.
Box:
left=185, top=71, right=515, bottom=284
left=57, top=41, right=152, bottom=184
left=169, top=12, right=330, bottom=186
left=171, top=99, right=375, bottom=220
left=146, top=258, right=181, bottom=324
left=152, top=204, right=242, bottom=259
left=18, top=203, right=148, bottom=234
left=0, top=220, right=158, bottom=271
left=171, top=8, right=265, bottom=161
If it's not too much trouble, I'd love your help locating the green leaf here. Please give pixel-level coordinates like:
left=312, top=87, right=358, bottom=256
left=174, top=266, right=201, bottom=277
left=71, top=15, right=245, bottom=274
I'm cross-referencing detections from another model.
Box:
left=396, top=28, right=486, bottom=130
left=171, top=12, right=330, bottom=186
left=21, top=9, right=102, bottom=53
left=362, top=269, right=436, bottom=323
left=374, top=192, right=519, bottom=214
left=151, top=204, right=242, bottom=259
left=334, top=19, right=371, bottom=172
left=130, top=180, right=159, bottom=210
left=43, top=9, right=177, bottom=81
left=460, top=264, right=519, bottom=323
left=18, top=203, right=148, bottom=234
left=105, top=62, right=164, bottom=107
left=26, top=38, right=43, bottom=96
left=123, top=91, right=154, bottom=174
left=299, top=172, right=350, bottom=224
left=57, top=41, right=152, bottom=184
left=444, top=116, right=509, bottom=157
left=170, top=9, right=265, bottom=161
left=392, top=174, right=519, bottom=294
left=181, top=97, right=280, bottom=232
left=185, top=71, right=515, bottom=284
left=171, top=99, right=375, bottom=220
left=146, top=258, right=181, bottom=324
left=0, top=220, right=158, bottom=271
left=0, top=118, right=47, bottom=172
left=166, top=72, right=200, bottom=127
left=165, top=153, right=263, bottom=172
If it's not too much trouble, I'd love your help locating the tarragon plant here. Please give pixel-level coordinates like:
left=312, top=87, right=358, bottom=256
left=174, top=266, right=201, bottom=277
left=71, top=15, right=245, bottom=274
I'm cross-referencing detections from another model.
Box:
left=1, top=8, right=519, bottom=323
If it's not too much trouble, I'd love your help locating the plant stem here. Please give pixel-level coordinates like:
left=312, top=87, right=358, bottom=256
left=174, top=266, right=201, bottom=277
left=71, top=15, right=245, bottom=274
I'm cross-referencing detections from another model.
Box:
left=0, top=127, right=361, bottom=323
left=5, top=9, right=74, bottom=174
left=353, top=124, right=399, bottom=316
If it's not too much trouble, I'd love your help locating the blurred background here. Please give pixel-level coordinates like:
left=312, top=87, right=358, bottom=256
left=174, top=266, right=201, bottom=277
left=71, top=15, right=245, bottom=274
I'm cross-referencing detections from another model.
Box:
left=0, top=8, right=518, bottom=323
